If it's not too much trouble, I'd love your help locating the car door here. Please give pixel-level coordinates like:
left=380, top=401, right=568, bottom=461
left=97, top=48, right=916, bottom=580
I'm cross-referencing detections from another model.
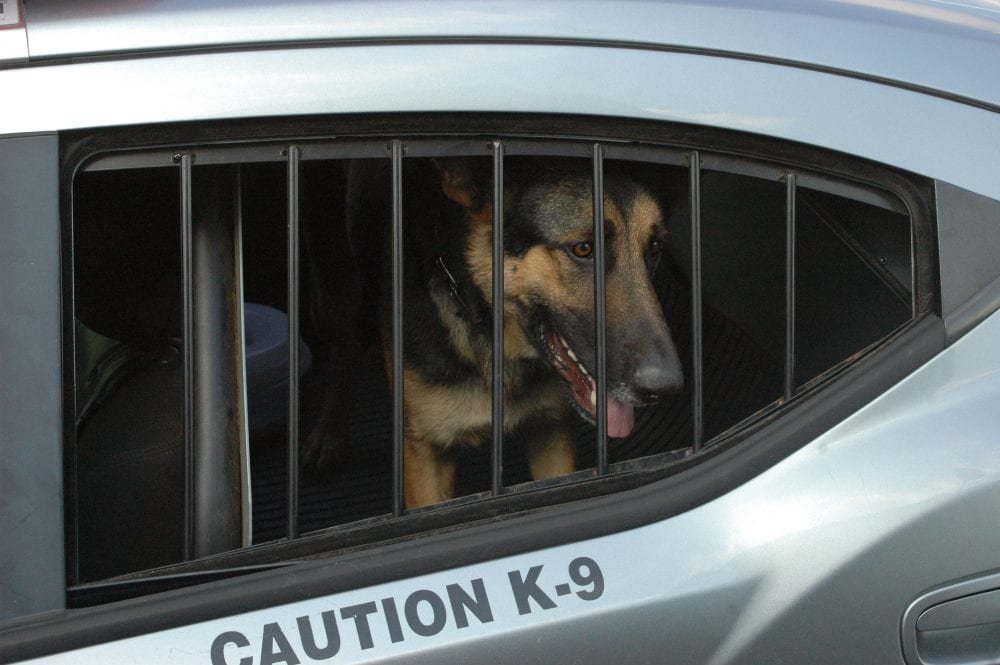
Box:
left=2, top=3, right=999, bottom=664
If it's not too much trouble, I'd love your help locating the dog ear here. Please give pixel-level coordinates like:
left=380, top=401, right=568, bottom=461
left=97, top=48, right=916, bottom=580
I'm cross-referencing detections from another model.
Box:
left=433, top=157, right=487, bottom=213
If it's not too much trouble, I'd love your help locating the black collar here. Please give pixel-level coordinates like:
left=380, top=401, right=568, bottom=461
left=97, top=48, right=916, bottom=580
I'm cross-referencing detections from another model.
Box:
left=436, top=255, right=481, bottom=321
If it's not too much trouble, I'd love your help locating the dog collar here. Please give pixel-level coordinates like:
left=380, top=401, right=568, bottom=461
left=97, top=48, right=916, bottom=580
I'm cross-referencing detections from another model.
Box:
left=435, top=255, right=479, bottom=320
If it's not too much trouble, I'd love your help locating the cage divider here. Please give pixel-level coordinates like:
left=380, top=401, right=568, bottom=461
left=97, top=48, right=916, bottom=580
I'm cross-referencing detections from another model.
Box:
left=286, top=145, right=301, bottom=540
left=491, top=141, right=506, bottom=495
left=593, top=144, right=609, bottom=475
left=785, top=172, right=798, bottom=400
left=391, top=140, right=406, bottom=516
left=233, top=166, right=253, bottom=548
left=178, top=152, right=195, bottom=560
left=689, top=151, right=704, bottom=452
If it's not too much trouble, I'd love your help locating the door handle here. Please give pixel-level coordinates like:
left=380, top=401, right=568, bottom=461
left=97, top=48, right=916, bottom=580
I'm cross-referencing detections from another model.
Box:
left=903, top=571, right=1000, bottom=665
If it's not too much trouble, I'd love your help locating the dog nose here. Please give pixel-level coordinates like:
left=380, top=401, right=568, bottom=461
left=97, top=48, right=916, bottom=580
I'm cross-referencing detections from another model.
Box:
left=631, top=351, right=684, bottom=400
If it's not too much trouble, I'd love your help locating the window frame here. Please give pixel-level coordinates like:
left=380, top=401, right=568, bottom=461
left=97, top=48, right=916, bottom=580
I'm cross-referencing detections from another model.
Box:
left=59, top=112, right=940, bottom=606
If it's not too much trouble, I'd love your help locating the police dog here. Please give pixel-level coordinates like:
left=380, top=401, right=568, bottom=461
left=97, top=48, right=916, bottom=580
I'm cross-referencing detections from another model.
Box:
left=307, top=157, right=683, bottom=508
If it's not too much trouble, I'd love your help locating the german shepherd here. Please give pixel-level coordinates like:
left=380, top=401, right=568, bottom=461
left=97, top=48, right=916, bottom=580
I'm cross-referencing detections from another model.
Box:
left=306, top=156, right=684, bottom=508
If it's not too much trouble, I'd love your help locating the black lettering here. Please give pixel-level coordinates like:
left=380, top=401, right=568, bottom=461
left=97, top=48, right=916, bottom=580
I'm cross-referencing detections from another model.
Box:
left=259, top=623, right=300, bottom=665
left=211, top=631, right=252, bottom=665
left=340, top=602, right=379, bottom=650
left=447, top=579, right=494, bottom=628
left=297, top=610, right=341, bottom=660
left=381, top=597, right=405, bottom=643
left=508, top=566, right=557, bottom=615
left=404, top=589, right=447, bottom=637
left=568, top=557, right=605, bottom=601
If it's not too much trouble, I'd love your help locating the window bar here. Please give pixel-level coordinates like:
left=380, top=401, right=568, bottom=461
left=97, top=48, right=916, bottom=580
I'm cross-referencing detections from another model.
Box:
left=391, top=140, right=406, bottom=516
left=190, top=166, right=246, bottom=557
left=491, top=140, right=505, bottom=495
left=178, top=152, right=195, bottom=560
left=784, top=172, right=797, bottom=401
left=286, top=145, right=301, bottom=540
left=234, top=167, right=253, bottom=547
left=592, top=144, right=609, bottom=475
left=689, top=151, right=705, bottom=452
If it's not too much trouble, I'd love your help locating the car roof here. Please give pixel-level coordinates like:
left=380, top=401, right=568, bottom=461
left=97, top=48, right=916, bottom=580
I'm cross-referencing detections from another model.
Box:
left=22, top=0, right=1000, bottom=111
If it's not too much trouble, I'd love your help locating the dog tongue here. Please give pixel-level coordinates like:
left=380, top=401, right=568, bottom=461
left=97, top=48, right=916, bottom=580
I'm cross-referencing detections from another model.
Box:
left=546, top=329, right=635, bottom=439
left=606, top=396, right=635, bottom=439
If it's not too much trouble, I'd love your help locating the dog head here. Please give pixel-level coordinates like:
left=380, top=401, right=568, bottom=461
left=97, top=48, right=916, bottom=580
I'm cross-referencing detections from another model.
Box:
left=436, top=157, right=684, bottom=438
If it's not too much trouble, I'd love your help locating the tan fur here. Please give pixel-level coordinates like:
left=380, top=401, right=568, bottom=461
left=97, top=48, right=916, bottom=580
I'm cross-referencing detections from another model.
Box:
left=401, top=361, right=574, bottom=508
left=402, top=365, right=569, bottom=446
left=520, top=418, right=576, bottom=480
left=404, top=436, right=457, bottom=508
left=463, top=217, right=542, bottom=363
left=606, top=190, right=664, bottom=316
left=622, top=191, right=664, bottom=264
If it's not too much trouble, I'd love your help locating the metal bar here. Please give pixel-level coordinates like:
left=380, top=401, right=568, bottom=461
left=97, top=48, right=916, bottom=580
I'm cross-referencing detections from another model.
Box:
left=190, top=166, right=248, bottom=558
left=699, top=153, right=905, bottom=214
left=178, top=152, right=195, bottom=561
left=609, top=448, right=693, bottom=475
left=391, top=140, right=406, bottom=516
left=234, top=168, right=253, bottom=547
left=784, top=172, right=797, bottom=401
left=592, top=144, right=608, bottom=475
left=392, top=139, right=506, bottom=159
left=286, top=146, right=301, bottom=540
left=603, top=143, right=690, bottom=168
left=82, top=141, right=389, bottom=172
left=795, top=172, right=907, bottom=214
left=500, top=140, right=594, bottom=158
left=689, top=151, right=705, bottom=452
left=491, top=140, right=505, bottom=495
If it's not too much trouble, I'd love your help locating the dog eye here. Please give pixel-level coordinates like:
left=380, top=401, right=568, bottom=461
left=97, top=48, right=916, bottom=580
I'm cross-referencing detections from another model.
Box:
left=648, top=236, right=667, bottom=259
left=570, top=241, right=594, bottom=259
left=647, top=237, right=665, bottom=273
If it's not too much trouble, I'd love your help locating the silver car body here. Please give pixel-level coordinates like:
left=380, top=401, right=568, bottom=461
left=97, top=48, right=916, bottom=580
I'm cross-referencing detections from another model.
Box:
left=1, top=1, right=999, bottom=663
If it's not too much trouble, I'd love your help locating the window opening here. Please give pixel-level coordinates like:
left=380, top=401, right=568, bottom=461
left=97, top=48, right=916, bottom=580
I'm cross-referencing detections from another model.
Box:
left=68, top=131, right=918, bottom=588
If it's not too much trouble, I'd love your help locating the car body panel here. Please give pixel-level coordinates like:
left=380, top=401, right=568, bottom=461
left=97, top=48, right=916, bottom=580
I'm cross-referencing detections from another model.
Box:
left=0, top=134, right=63, bottom=621
left=21, top=0, right=1000, bottom=110
left=937, top=181, right=1000, bottom=340
left=13, top=301, right=1000, bottom=664
left=3, top=42, right=999, bottom=202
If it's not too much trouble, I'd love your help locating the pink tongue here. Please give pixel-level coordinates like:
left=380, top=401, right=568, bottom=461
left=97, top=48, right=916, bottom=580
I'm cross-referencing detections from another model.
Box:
left=606, top=396, right=635, bottom=438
